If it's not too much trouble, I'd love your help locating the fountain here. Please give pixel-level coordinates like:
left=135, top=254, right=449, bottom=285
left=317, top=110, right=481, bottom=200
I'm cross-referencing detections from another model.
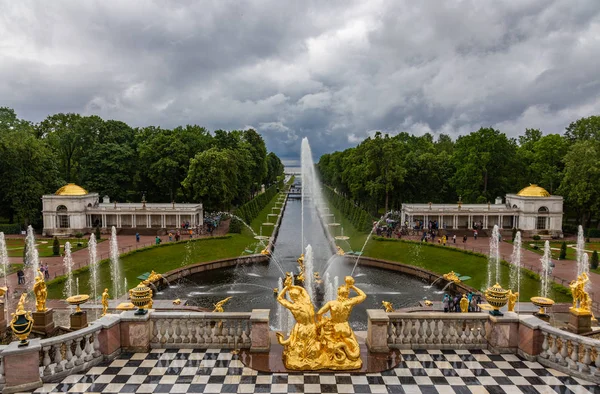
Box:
left=88, top=233, right=99, bottom=304
left=109, top=226, right=122, bottom=297
left=25, top=225, right=40, bottom=286
left=487, top=225, right=500, bottom=289
left=0, top=232, right=10, bottom=328
left=304, top=245, right=315, bottom=303
left=531, top=241, right=555, bottom=318
left=62, top=242, right=74, bottom=300
left=509, top=231, right=522, bottom=312
left=576, top=225, right=585, bottom=276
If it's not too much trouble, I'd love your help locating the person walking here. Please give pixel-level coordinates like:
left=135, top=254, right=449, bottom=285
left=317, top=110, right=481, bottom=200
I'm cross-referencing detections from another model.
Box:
left=474, top=230, right=478, bottom=240
left=135, top=233, right=140, bottom=243
left=17, top=269, right=25, bottom=285
left=452, top=234, right=456, bottom=244
left=443, top=294, right=450, bottom=313
left=169, top=232, right=173, bottom=242
left=155, top=236, right=161, bottom=245
left=463, top=235, right=467, bottom=243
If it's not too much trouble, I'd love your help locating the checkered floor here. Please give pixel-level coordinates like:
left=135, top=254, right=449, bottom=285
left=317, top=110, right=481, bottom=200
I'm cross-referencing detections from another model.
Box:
left=27, top=348, right=598, bottom=394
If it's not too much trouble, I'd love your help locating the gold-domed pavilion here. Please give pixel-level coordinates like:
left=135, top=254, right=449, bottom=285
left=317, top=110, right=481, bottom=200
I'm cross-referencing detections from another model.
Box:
left=517, top=185, right=551, bottom=197
left=55, top=183, right=89, bottom=196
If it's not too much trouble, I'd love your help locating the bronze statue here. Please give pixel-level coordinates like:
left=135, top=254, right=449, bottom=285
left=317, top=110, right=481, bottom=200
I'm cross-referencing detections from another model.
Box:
left=507, top=290, right=519, bottom=312
left=101, top=288, right=109, bottom=316
left=33, top=270, right=47, bottom=312
left=213, top=296, right=232, bottom=312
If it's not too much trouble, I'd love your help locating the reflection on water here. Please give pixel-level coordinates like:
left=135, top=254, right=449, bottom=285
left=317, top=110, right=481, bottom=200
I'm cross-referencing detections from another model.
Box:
left=155, top=198, right=443, bottom=330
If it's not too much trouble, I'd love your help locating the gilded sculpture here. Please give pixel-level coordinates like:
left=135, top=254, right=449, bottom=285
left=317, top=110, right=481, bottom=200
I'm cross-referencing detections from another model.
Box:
left=33, top=270, right=47, bottom=312
left=142, top=270, right=163, bottom=286
left=336, top=246, right=345, bottom=256
left=381, top=301, right=394, bottom=312
left=10, top=293, right=34, bottom=346
left=296, top=254, right=305, bottom=283
left=507, top=290, right=519, bottom=312
left=213, top=296, right=232, bottom=312
left=101, top=288, right=109, bottom=316
left=276, top=274, right=365, bottom=370
left=459, top=294, right=469, bottom=313
left=569, top=273, right=592, bottom=314
left=442, top=271, right=461, bottom=284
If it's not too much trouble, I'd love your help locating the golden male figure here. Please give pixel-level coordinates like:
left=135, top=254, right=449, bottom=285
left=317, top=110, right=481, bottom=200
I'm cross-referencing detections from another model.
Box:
left=33, top=270, right=47, bottom=312
left=101, top=288, right=109, bottom=316
left=317, top=276, right=366, bottom=369
left=276, top=273, right=323, bottom=370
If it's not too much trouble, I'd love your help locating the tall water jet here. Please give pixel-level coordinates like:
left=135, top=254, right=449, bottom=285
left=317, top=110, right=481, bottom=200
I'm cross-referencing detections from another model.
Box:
left=487, top=225, right=500, bottom=289
left=300, top=138, right=328, bottom=253
left=25, top=225, right=40, bottom=286
left=324, top=272, right=335, bottom=303
left=0, top=232, right=10, bottom=322
left=88, top=234, right=98, bottom=303
left=109, top=226, right=122, bottom=297
left=304, top=244, right=315, bottom=303
left=62, top=242, right=74, bottom=299
left=581, top=254, right=590, bottom=292
left=576, top=225, right=585, bottom=275
left=276, top=277, right=285, bottom=331
left=509, top=231, right=522, bottom=312
left=540, top=241, right=552, bottom=298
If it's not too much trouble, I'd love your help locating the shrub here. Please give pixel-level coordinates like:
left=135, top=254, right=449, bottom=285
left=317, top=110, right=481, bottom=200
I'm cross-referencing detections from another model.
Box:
left=228, top=217, right=242, bottom=233
left=532, top=235, right=541, bottom=241
left=52, top=236, right=60, bottom=256
left=592, top=251, right=599, bottom=270
left=75, top=232, right=84, bottom=239
left=559, top=241, right=567, bottom=260
left=0, top=224, right=21, bottom=234
left=586, top=229, right=600, bottom=238
left=95, top=226, right=101, bottom=241
left=562, top=224, right=578, bottom=235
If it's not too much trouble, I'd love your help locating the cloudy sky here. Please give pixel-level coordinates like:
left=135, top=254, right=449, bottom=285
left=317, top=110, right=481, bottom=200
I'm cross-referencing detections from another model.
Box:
left=1, top=1, right=599, bottom=162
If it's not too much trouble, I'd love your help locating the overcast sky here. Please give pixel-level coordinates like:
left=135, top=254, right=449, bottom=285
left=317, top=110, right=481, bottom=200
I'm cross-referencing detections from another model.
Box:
left=1, top=1, right=599, bottom=162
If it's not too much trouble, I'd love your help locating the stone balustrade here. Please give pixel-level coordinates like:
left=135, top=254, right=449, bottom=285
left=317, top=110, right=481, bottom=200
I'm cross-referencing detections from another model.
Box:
left=149, top=311, right=252, bottom=349
left=538, top=324, right=600, bottom=382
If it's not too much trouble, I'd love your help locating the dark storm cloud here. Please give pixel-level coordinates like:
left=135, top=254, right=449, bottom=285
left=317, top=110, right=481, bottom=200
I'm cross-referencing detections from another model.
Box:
left=1, top=0, right=599, bottom=161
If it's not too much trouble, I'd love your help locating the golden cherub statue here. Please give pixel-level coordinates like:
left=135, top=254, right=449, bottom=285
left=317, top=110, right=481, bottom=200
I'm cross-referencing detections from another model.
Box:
left=33, top=270, right=47, bottom=312
left=507, top=290, right=519, bottom=312
left=173, top=299, right=181, bottom=305
left=336, top=246, right=345, bottom=256
left=569, top=273, right=592, bottom=313
left=213, top=296, right=232, bottom=312
left=443, top=271, right=461, bottom=284
left=382, top=301, right=394, bottom=312
left=101, top=288, right=109, bottom=316
left=460, top=294, right=469, bottom=313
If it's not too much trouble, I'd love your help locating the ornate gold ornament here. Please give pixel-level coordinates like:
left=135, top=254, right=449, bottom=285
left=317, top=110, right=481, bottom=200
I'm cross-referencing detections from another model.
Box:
left=213, top=296, right=232, bottom=313
left=129, top=282, right=153, bottom=315
left=276, top=275, right=365, bottom=370
left=381, top=301, right=394, bottom=312
left=33, top=270, right=47, bottom=312
left=484, top=283, right=509, bottom=316
left=569, top=273, right=592, bottom=315
left=530, top=296, right=554, bottom=317
left=442, top=271, right=461, bottom=284
left=10, top=293, right=34, bottom=346
left=66, top=294, right=90, bottom=313
left=142, top=270, right=163, bottom=286
left=507, top=290, right=519, bottom=312
left=336, top=246, right=345, bottom=256
left=460, top=294, right=469, bottom=313
left=101, top=288, right=109, bottom=316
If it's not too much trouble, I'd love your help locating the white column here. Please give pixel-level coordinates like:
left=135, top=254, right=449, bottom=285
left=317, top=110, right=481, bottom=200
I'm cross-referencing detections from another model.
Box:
left=177, top=214, right=181, bottom=228
left=132, top=214, right=135, bottom=228
left=162, top=214, right=166, bottom=228
left=102, top=214, right=107, bottom=228
left=498, top=215, right=502, bottom=229
left=147, top=215, right=151, bottom=228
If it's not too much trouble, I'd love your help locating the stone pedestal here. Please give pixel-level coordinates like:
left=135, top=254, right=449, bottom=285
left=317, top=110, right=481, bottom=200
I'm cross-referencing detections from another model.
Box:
left=33, top=308, right=55, bottom=335
left=70, top=311, right=88, bottom=330
left=486, top=312, right=519, bottom=353
left=568, top=308, right=592, bottom=334
left=2, top=338, right=43, bottom=394
left=250, top=309, right=271, bottom=353
left=120, top=309, right=152, bottom=352
left=366, top=309, right=390, bottom=353
left=0, top=301, right=7, bottom=336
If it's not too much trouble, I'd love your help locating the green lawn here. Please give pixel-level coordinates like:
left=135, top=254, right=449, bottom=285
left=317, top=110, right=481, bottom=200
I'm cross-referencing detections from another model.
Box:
left=249, top=192, right=286, bottom=238
left=4, top=238, right=103, bottom=258
left=46, top=234, right=256, bottom=299
left=517, top=240, right=600, bottom=261
left=0, top=263, right=23, bottom=278
left=321, top=199, right=370, bottom=252
left=361, top=237, right=571, bottom=302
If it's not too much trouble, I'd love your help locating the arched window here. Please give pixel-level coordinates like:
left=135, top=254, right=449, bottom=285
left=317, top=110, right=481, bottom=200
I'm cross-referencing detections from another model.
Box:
left=537, top=206, right=549, bottom=230
left=57, top=205, right=69, bottom=228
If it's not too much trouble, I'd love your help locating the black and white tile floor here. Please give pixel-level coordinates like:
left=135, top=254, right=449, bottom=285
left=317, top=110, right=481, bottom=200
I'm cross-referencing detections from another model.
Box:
left=26, top=348, right=599, bottom=394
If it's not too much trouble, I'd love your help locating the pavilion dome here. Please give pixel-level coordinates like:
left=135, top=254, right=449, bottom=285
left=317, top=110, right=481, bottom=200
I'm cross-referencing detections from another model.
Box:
left=517, top=184, right=550, bottom=197
left=55, top=183, right=88, bottom=196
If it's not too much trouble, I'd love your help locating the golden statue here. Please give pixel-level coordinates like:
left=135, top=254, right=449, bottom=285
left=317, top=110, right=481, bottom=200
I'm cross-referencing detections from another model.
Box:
left=382, top=301, right=394, bottom=312
left=261, top=249, right=271, bottom=256
left=10, top=293, right=34, bottom=346
left=460, top=294, right=469, bottom=313
left=142, top=270, right=163, bottom=286
left=33, top=270, right=47, bottom=312
left=213, top=296, right=232, bottom=312
left=101, top=288, right=109, bottom=316
left=443, top=271, right=461, bottom=284
left=314, top=272, right=323, bottom=285
left=507, top=290, right=519, bottom=312
left=569, top=273, right=592, bottom=314
left=295, top=254, right=305, bottom=283
left=424, top=300, right=433, bottom=306
left=173, top=299, right=181, bottom=305
left=276, top=274, right=366, bottom=370
left=336, top=246, right=345, bottom=256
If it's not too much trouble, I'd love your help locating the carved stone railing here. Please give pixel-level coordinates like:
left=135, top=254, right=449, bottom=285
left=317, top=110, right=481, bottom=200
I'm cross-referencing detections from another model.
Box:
left=538, top=324, right=600, bottom=383
left=150, top=311, right=253, bottom=349
left=386, top=312, right=488, bottom=349
left=0, top=345, right=6, bottom=391
left=38, top=324, right=103, bottom=383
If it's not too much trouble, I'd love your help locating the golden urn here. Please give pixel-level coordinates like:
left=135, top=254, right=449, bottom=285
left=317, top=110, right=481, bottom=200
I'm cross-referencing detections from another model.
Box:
left=484, top=283, right=509, bottom=316
left=11, top=293, right=34, bottom=347
left=130, top=282, right=153, bottom=315
left=66, top=294, right=90, bottom=313
left=530, top=296, right=554, bottom=318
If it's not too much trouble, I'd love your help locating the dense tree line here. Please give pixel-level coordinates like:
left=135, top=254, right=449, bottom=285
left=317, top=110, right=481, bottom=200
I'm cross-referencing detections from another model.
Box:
left=0, top=108, right=284, bottom=228
left=318, top=116, right=600, bottom=228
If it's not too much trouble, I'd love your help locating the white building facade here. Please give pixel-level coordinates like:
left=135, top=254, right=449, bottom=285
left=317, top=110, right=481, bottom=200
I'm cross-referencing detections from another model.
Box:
left=42, top=184, right=203, bottom=236
left=400, top=185, right=563, bottom=236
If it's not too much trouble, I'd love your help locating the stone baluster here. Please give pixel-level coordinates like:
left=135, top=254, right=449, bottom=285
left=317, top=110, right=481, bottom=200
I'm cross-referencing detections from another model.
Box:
left=84, top=334, right=93, bottom=362
left=540, top=332, right=549, bottom=359
left=459, top=322, right=467, bottom=344
left=196, top=320, right=205, bottom=344
left=549, top=334, right=558, bottom=363
left=417, top=319, right=425, bottom=344
left=188, top=320, right=196, bottom=344
left=180, top=319, right=189, bottom=343
left=64, top=340, right=74, bottom=369
left=424, top=320, right=433, bottom=344
left=151, top=320, right=159, bottom=343
left=402, top=319, right=411, bottom=344
left=74, top=336, right=84, bottom=366
left=0, top=356, right=4, bottom=385
left=472, top=322, right=480, bottom=343
left=174, top=320, right=182, bottom=343
left=244, top=320, right=252, bottom=345
left=448, top=321, right=457, bottom=344
left=42, top=346, right=52, bottom=376
left=204, top=321, right=212, bottom=343
left=53, top=343, right=64, bottom=373
left=433, top=320, right=441, bottom=344
left=228, top=320, right=236, bottom=345
left=387, top=321, right=395, bottom=344
left=440, top=321, right=449, bottom=344
left=557, top=337, right=567, bottom=366
left=222, top=320, right=230, bottom=344
left=569, top=342, right=579, bottom=370
left=595, top=345, right=600, bottom=372
left=93, top=330, right=101, bottom=358
left=581, top=344, right=591, bottom=373
left=166, top=319, right=174, bottom=343
left=236, top=320, right=243, bottom=346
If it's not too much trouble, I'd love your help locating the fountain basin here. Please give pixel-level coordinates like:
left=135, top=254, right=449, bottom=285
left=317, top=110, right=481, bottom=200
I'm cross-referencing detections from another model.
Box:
left=335, top=236, right=350, bottom=240
left=66, top=294, right=90, bottom=314
left=531, top=296, right=554, bottom=317
left=328, top=223, right=341, bottom=227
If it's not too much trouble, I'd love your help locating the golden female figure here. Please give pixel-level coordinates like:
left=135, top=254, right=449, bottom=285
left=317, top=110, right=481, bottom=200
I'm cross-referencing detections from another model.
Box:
left=316, top=276, right=366, bottom=370
left=33, top=270, right=47, bottom=312
left=276, top=273, right=323, bottom=370
left=101, top=288, right=109, bottom=316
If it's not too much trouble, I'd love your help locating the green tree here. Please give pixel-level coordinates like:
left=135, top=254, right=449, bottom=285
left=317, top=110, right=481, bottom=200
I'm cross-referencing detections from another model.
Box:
left=517, top=131, right=567, bottom=193
left=53, top=236, right=60, bottom=256
left=559, top=241, right=567, bottom=260
left=266, top=152, right=284, bottom=185
left=591, top=250, right=599, bottom=270
left=565, top=115, right=600, bottom=142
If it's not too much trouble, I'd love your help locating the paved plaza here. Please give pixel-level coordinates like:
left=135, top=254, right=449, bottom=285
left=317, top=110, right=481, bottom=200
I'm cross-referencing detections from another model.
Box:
left=25, top=348, right=598, bottom=394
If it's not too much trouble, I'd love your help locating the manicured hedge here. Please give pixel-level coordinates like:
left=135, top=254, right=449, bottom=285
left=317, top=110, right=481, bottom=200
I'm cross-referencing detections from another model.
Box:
left=0, top=224, right=21, bottom=234
left=230, top=180, right=285, bottom=232
left=323, top=187, right=373, bottom=232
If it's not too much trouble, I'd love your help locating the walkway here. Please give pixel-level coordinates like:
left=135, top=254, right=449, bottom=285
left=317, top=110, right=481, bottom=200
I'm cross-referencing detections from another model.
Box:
left=26, top=348, right=598, bottom=394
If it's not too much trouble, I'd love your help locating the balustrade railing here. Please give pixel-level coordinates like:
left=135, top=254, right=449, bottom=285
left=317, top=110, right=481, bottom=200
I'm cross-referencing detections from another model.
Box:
left=0, top=345, right=6, bottom=389
left=386, top=312, right=488, bottom=349
left=38, top=324, right=103, bottom=382
left=150, top=312, right=252, bottom=349
left=539, top=325, right=600, bottom=380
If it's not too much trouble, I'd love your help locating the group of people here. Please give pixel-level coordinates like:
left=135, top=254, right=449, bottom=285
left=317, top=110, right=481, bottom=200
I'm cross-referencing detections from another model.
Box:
left=442, top=292, right=482, bottom=313
left=17, top=262, right=50, bottom=285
